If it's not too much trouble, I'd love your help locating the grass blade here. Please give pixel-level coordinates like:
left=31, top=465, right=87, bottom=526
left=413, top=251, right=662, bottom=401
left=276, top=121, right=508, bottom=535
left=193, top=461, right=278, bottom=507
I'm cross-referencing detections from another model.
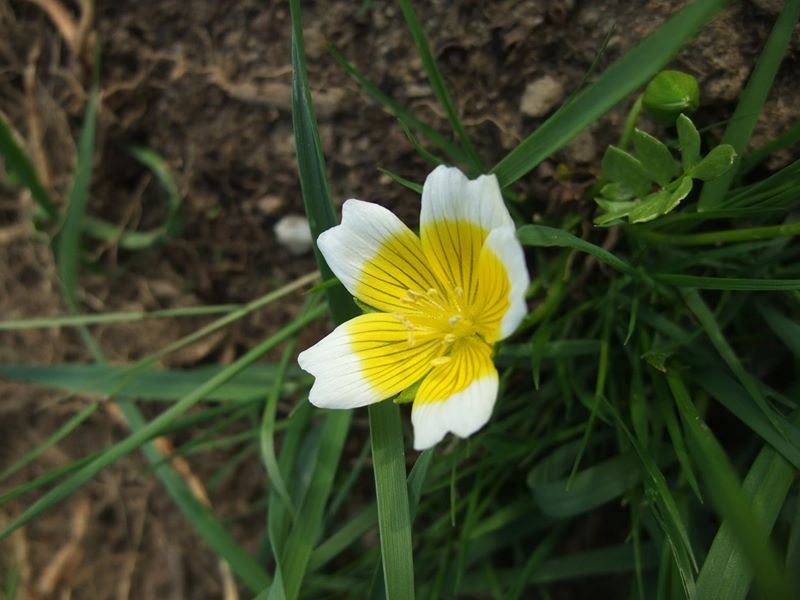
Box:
left=681, top=289, right=784, bottom=437
left=491, top=0, right=728, bottom=187
left=290, top=3, right=416, bottom=600
left=656, top=274, right=800, bottom=291
left=0, top=310, right=320, bottom=543
left=517, top=224, right=640, bottom=279
left=53, top=78, right=103, bottom=358
left=328, top=45, right=470, bottom=166
left=667, top=371, right=793, bottom=600
left=397, top=0, right=483, bottom=171
left=696, top=435, right=797, bottom=600
left=0, top=304, right=239, bottom=330
left=0, top=362, right=305, bottom=402
left=698, top=0, right=800, bottom=210
left=0, top=115, right=58, bottom=220
left=370, top=401, right=415, bottom=600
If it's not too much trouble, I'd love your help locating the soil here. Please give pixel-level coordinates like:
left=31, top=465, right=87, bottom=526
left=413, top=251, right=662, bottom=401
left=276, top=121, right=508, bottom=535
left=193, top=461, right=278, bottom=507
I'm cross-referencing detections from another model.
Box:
left=0, top=0, right=798, bottom=598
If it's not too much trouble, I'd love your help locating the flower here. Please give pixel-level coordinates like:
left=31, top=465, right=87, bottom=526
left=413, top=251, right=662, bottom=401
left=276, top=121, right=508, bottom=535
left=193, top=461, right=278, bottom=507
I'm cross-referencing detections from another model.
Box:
left=298, top=165, right=529, bottom=449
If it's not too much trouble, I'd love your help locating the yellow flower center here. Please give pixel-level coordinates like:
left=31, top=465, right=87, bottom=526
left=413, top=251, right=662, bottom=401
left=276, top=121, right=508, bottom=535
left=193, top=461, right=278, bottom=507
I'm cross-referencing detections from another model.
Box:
left=393, top=283, right=485, bottom=369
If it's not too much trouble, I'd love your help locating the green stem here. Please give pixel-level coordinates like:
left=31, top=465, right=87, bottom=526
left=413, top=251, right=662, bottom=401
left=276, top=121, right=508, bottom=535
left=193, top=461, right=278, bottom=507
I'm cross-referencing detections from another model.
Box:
left=639, top=220, right=800, bottom=246
left=618, top=95, right=643, bottom=150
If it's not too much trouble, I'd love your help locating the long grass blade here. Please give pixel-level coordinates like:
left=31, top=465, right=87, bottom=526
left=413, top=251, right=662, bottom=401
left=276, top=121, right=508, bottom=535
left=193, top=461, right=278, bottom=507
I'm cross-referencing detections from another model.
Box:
left=0, top=309, right=321, bottom=542
left=696, top=434, right=797, bottom=600
left=328, top=45, right=470, bottom=166
left=491, top=0, right=729, bottom=187
left=517, top=224, right=640, bottom=279
left=289, top=3, right=416, bottom=600
left=370, top=401, right=415, bottom=600
left=0, top=115, right=58, bottom=220
left=667, top=371, right=793, bottom=600
left=396, top=0, right=483, bottom=171
left=698, top=0, right=800, bottom=210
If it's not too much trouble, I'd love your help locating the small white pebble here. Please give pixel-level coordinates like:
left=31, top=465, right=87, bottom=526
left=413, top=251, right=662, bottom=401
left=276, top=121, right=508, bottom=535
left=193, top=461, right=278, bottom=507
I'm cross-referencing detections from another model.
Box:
left=520, top=75, right=565, bottom=118
left=274, top=214, right=313, bottom=255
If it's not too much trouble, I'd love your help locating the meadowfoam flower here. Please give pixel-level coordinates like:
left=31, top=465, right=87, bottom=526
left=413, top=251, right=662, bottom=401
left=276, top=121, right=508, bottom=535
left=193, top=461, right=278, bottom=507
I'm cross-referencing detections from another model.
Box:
left=298, top=165, right=530, bottom=449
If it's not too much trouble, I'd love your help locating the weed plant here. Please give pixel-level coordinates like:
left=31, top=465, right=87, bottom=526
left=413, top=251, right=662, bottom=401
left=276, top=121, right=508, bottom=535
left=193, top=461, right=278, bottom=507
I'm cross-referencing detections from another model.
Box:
left=2, top=1, right=800, bottom=598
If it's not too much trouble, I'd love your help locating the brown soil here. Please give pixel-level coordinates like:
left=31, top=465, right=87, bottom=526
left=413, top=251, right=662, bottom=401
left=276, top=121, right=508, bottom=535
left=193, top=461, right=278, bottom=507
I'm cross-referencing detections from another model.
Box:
left=1, top=0, right=798, bottom=598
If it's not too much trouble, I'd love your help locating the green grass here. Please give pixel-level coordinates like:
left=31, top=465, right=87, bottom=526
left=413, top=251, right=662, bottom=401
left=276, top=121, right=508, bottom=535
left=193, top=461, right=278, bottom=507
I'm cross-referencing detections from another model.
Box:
left=2, top=1, right=800, bottom=599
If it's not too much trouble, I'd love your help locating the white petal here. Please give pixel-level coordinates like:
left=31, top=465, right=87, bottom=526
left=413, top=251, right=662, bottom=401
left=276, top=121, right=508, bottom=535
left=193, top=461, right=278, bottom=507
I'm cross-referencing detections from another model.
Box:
left=317, top=199, right=440, bottom=312
left=410, top=337, right=498, bottom=450
left=298, top=313, right=439, bottom=409
left=481, top=226, right=530, bottom=340
left=411, top=374, right=498, bottom=450
left=317, top=199, right=406, bottom=297
left=298, top=319, right=381, bottom=409
left=420, top=165, right=514, bottom=234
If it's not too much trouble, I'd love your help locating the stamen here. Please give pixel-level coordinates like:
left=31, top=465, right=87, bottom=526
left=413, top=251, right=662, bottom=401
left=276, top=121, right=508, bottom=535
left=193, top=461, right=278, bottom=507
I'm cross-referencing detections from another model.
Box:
left=454, top=286, right=464, bottom=298
left=443, top=333, right=457, bottom=345
left=431, top=356, right=451, bottom=367
left=392, top=313, right=415, bottom=330
left=448, top=315, right=462, bottom=326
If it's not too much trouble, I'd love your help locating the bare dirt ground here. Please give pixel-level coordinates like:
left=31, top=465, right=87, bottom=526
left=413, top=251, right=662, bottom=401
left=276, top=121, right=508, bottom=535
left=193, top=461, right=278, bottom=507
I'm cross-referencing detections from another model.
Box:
left=0, top=0, right=798, bottom=597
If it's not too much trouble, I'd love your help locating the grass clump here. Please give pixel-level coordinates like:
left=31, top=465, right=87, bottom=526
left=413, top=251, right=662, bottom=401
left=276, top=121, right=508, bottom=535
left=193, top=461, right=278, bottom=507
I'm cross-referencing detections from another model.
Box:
left=2, top=1, right=800, bottom=598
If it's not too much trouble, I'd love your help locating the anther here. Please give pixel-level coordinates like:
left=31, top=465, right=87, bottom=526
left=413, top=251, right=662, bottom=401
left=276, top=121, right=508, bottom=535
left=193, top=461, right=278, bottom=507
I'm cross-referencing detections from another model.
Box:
left=431, top=356, right=451, bottom=367
left=443, top=333, right=457, bottom=345
left=392, top=313, right=415, bottom=330
left=448, top=315, right=462, bottom=326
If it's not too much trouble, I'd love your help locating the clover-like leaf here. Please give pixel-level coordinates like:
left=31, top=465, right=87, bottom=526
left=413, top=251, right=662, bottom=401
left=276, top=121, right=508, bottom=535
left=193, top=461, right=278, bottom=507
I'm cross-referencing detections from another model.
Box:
left=662, top=176, right=693, bottom=215
left=689, top=145, right=736, bottom=181
left=594, top=199, right=637, bottom=226
left=676, top=114, right=701, bottom=170
left=633, top=128, right=679, bottom=186
left=601, top=146, right=652, bottom=197
left=629, top=190, right=671, bottom=224
left=600, top=181, right=637, bottom=202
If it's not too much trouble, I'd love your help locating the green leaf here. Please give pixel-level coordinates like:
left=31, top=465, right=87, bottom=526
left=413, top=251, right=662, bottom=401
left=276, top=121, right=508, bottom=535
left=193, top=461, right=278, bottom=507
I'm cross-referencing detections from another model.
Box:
left=642, top=70, right=700, bottom=124
left=664, top=175, right=693, bottom=213
left=600, top=181, right=637, bottom=202
left=633, top=129, right=678, bottom=186
left=601, top=146, right=652, bottom=196
left=689, top=145, right=736, bottom=181
left=491, top=0, right=728, bottom=186
left=677, top=113, right=701, bottom=169
left=630, top=190, right=671, bottom=224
